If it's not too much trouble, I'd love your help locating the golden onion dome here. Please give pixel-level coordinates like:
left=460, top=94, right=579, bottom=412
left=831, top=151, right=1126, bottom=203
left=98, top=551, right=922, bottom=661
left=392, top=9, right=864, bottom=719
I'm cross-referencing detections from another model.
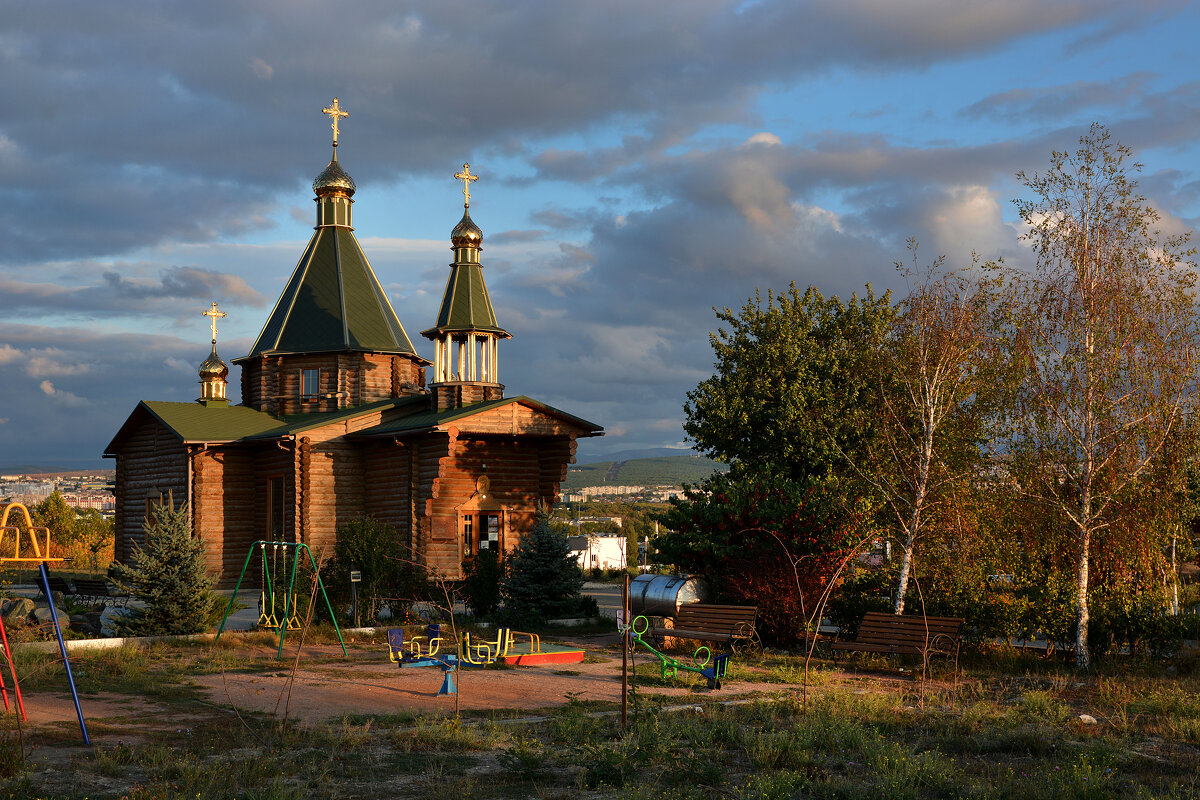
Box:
left=313, top=153, right=356, bottom=196
left=451, top=209, right=483, bottom=248
left=199, top=344, right=229, bottom=380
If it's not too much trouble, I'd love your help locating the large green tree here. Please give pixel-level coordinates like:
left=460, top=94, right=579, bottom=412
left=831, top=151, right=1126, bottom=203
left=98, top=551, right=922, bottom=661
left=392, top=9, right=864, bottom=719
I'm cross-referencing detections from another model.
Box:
left=661, top=285, right=895, bottom=642
left=683, top=284, right=895, bottom=490
left=1001, top=124, right=1200, bottom=668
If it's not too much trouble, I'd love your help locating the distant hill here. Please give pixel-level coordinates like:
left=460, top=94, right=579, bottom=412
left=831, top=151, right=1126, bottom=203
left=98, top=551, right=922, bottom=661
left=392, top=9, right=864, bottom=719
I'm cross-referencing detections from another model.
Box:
left=0, top=465, right=113, bottom=477
left=562, top=455, right=726, bottom=491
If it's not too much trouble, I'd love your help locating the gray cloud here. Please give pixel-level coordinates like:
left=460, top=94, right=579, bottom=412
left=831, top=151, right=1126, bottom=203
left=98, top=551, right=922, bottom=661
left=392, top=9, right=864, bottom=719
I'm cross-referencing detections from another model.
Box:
left=0, top=0, right=1171, bottom=265
left=2, top=1, right=1197, bottom=466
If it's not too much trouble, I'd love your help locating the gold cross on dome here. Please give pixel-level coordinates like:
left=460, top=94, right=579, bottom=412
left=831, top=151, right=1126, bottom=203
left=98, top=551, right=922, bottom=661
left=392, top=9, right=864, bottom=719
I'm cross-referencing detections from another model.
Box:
left=322, top=97, right=349, bottom=146
left=454, top=163, right=478, bottom=207
left=203, top=302, right=226, bottom=343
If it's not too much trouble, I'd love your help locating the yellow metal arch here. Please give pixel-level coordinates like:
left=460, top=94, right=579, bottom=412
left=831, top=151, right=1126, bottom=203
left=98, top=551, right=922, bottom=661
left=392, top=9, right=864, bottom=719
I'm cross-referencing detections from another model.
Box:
left=0, top=503, right=64, bottom=563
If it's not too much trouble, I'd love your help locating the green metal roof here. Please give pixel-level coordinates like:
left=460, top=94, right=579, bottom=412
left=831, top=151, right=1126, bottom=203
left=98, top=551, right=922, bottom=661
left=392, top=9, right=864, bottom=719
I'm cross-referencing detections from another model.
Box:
left=252, top=396, right=427, bottom=438
left=352, top=395, right=603, bottom=438
left=105, top=396, right=439, bottom=455
left=242, top=227, right=417, bottom=359
left=421, top=262, right=509, bottom=339
left=104, top=401, right=287, bottom=454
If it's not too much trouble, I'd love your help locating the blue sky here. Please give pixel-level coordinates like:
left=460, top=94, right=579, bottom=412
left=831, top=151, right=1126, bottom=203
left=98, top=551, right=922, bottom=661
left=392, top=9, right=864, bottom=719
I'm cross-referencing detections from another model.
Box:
left=2, top=1, right=1200, bottom=469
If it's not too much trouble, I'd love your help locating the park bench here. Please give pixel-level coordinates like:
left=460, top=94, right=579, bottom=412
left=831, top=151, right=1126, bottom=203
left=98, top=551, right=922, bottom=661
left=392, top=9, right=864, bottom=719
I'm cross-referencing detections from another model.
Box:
left=649, top=603, right=760, bottom=652
left=831, top=611, right=963, bottom=674
left=71, top=578, right=130, bottom=608
left=41, top=575, right=74, bottom=598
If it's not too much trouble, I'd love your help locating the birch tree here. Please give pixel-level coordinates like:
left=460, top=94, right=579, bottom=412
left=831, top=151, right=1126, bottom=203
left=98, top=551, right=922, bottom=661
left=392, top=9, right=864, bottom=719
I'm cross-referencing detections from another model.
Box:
left=1004, top=124, right=1199, bottom=669
left=871, top=244, right=992, bottom=614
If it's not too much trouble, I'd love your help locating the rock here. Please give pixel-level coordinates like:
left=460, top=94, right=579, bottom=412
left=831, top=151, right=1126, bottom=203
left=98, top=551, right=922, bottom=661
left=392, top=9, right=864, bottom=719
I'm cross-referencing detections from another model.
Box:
left=31, top=603, right=70, bottom=628
left=1078, top=714, right=1098, bottom=725
left=100, top=606, right=138, bottom=637
left=1, top=598, right=35, bottom=623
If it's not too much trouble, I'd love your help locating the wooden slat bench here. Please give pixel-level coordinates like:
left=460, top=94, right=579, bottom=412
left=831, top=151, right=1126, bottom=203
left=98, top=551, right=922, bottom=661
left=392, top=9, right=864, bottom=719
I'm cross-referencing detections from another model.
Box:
left=72, top=578, right=131, bottom=608
left=831, top=611, right=964, bottom=674
left=41, top=575, right=74, bottom=598
left=649, top=603, right=760, bottom=651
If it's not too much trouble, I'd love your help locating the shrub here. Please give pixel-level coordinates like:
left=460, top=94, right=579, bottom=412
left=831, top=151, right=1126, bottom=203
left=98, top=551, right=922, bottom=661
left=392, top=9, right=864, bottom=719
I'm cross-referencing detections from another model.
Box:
left=500, top=512, right=588, bottom=624
left=110, top=498, right=213, bottom=636
left=461, top=548, right=506, bottom=618
left=322, top=517, right=427, bottom=622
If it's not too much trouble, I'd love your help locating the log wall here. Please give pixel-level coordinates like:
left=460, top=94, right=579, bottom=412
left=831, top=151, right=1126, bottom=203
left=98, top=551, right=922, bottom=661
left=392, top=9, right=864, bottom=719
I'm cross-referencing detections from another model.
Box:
left=240, top=352, right=426, bottom=415
left=112, top=418, right=187, bottom=564
left=421, top=434, right=575, bottom=578
left=363, top=441, right=412, bottom=543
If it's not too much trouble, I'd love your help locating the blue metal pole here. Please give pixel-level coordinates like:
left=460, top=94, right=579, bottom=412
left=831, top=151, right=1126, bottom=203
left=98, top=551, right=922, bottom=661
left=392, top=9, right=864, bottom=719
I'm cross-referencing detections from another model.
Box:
left=38, top=563, right=89, bottom=745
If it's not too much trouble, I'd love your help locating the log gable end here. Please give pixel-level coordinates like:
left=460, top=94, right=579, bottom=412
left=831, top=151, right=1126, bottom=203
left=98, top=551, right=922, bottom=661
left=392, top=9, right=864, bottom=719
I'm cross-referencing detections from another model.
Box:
left=451, top=402, right=589, bottom=437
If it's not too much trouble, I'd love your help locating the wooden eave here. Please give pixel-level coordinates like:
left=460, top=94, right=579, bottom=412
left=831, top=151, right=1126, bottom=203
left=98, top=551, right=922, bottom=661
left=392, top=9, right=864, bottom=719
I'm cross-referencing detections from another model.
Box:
left=348, top=395, right=604, bottom=441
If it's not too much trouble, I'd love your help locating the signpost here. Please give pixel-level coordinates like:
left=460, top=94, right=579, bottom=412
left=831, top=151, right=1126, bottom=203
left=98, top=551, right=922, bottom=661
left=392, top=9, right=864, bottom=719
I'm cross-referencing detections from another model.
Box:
left=349, top=569, right=362, bottom=628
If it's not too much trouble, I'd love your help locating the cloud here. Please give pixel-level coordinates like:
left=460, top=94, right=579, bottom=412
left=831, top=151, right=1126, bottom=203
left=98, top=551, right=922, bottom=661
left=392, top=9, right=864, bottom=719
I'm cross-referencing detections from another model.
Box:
left=101, top=266, right=266, bottom=304
left=26, top=351, right=90, bottom=379
left=1, top=1, right=1197, bottom=466
left=249, top=57, right=274, bottom=80
left=961, top=73, right=1156, bottom=123
left=0, top=0, right=1173, bottom=266
left=39, top=380, right=89, bottom=407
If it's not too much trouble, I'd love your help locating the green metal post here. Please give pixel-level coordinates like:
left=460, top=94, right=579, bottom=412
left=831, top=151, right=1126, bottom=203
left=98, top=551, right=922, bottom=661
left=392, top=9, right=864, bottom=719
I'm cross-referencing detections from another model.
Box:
left=276, top=543, right=302, bottom=659
left=304, top=544, right=347, bottom=656
left=216, top=540, right=261, bottom=640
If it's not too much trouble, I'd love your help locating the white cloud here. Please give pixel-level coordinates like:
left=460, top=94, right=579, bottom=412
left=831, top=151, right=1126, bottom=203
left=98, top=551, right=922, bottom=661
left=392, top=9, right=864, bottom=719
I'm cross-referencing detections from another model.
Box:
left=26, top=351, right=90, bottom=379
left=0, top=345, right=20, bottom=365
left=39, top=380, right=89, bottom=407
left=249, top=57, right=274, bottom=80
left=743, top=132, right=782, bottom=147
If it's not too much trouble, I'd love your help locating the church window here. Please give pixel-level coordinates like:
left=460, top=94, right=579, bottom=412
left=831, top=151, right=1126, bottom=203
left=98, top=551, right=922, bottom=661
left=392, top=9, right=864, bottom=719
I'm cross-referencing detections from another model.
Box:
left=300, top=369, right=321, bottom=401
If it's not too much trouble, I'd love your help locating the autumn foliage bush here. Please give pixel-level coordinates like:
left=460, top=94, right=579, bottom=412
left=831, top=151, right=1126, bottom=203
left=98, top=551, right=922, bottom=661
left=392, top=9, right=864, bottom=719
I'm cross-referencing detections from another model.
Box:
left=656, top=471, right=865, bottom=644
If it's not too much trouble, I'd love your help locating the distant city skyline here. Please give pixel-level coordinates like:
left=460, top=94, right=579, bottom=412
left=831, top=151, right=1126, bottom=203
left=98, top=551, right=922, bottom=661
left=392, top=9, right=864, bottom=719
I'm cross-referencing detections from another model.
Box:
left=3, top=2, right=1200, bottom=468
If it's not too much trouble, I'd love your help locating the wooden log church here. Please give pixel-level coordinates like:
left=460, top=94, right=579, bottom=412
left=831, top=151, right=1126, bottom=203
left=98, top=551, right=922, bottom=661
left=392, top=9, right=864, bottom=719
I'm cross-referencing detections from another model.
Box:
left=104, top=100, right=602, bottom=584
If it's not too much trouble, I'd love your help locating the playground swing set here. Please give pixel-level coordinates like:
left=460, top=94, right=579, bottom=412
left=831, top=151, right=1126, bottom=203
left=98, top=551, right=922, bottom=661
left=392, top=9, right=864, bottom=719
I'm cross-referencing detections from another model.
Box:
left=0, top=502, right=90, bottom=744
left=216, top=540, right=347, bottom=659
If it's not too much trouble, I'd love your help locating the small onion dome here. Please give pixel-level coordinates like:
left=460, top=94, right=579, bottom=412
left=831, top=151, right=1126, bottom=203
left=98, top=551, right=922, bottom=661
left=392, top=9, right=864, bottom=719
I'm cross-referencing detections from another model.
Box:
left=451, top=209, right=483, bottom=248
left=199, top=344, right=229, bottom=381
left=313, top=154, right=356, bottom=196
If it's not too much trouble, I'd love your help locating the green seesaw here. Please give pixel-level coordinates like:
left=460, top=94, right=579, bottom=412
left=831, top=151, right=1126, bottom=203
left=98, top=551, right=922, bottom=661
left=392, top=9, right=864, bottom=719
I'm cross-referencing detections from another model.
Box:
left=627, top=614, right=730, bottom=689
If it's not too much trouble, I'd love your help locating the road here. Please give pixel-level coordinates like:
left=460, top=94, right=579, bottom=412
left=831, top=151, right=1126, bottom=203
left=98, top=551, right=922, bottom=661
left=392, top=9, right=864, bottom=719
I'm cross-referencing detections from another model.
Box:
left=583, top=581, right=622, bottom=618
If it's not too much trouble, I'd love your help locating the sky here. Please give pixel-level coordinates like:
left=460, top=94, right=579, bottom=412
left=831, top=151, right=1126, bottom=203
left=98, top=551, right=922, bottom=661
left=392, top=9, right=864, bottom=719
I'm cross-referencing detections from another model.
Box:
left=3, top=0, right=1200, bottom=470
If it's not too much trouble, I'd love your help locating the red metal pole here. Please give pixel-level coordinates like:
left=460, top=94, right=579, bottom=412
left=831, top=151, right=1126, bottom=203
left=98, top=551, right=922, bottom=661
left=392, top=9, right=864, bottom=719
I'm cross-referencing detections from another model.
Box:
left=0, top=615, right=25, bottom=720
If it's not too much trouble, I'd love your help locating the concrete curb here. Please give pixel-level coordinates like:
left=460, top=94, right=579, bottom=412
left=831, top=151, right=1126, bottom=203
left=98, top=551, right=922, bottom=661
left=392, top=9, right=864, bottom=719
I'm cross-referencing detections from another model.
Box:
left=15, top=625, right=389, bottom=654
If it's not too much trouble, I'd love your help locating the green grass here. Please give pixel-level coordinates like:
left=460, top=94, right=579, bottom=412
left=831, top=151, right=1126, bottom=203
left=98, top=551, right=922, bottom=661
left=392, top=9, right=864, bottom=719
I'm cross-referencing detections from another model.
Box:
left=2, top=643, right=1200, bottom=798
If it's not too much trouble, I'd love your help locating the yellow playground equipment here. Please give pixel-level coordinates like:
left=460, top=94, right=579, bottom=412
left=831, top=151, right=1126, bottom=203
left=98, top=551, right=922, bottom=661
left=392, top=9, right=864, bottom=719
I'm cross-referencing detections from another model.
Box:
left=0, top=502, right=88, bottom=744
left=0, top=502, right=64, bottom=564
left=460, top=628, right=541, bottom=665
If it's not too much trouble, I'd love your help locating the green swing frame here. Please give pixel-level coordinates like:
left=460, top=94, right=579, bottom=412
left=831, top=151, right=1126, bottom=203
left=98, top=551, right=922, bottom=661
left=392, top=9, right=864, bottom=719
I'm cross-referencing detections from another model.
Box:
left=216, top=541, right=347, bottom=659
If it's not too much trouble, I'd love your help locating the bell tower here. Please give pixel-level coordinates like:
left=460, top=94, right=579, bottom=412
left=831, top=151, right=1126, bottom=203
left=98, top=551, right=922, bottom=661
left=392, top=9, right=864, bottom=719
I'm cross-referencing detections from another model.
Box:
left=422, top=164, right=510, bottom=410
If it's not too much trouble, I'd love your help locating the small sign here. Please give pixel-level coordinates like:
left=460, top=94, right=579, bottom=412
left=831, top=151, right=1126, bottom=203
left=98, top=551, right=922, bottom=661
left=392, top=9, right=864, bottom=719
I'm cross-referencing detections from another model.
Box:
left=349, top=570, right=362, bottom=583
left=616, top=610, right=626, bottom=627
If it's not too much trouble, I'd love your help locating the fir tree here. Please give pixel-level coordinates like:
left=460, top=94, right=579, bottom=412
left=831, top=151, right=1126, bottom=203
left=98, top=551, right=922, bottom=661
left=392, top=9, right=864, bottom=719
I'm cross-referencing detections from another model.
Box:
left=501, top=512, right=585, bottom=622
left=112, top=498, right=213, bottom=635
